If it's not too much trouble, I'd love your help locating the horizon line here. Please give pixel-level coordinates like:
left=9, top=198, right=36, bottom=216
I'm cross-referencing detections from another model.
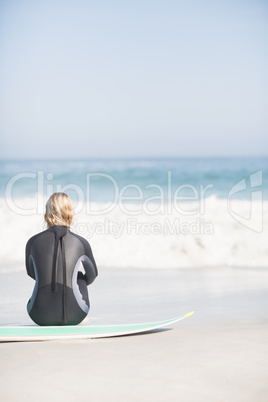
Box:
left=0, top=155, right=267, bottom=162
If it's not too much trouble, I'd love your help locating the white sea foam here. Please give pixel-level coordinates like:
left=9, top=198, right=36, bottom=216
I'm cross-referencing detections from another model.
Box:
left=0, top=196, right=267, bottom=271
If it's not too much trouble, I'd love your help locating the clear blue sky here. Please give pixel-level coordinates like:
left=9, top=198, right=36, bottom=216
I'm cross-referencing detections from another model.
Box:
left=0, top=0, right=267, bottom=159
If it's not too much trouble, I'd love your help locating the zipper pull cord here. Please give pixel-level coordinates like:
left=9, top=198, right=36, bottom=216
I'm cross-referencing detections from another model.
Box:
left=51, top=234, right=59, bottom=292
left=61, top=237, right=67, bottom=323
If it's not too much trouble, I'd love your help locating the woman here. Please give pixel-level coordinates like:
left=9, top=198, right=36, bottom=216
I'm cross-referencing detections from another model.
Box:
left=25, top=192, right=98, bottom=326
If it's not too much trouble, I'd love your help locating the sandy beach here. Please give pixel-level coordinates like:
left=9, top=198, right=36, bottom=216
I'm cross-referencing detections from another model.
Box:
left=0, top=266, right=268, bottom=401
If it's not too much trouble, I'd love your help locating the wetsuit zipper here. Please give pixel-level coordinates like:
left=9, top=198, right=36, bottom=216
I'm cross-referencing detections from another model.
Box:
left=61, top=237, right=67, bottom=324
left=51, top=235, right=59, bottom=292
left=52, top=232, right=67, bottom=324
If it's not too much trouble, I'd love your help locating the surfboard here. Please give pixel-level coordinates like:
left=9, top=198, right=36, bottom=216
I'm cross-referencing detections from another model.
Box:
left=0, top=311, right=194, bottom=342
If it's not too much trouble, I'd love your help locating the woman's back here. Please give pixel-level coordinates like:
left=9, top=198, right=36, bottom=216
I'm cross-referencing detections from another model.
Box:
left=25, top=193, right=98, bottom=326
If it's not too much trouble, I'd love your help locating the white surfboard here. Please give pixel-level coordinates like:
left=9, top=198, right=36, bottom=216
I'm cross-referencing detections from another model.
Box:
left=0, top=312, right=194, bottom=342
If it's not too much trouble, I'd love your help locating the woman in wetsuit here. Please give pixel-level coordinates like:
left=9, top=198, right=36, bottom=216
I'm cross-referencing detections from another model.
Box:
left=25, top=192, right=98, bottom=326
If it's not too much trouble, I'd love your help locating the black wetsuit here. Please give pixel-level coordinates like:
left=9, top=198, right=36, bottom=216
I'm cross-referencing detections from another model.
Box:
left=25, top=225, right=98, bottom=326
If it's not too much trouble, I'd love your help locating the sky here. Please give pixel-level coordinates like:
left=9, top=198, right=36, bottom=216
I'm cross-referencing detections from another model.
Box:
left=0, top=0, right=267, bottom=159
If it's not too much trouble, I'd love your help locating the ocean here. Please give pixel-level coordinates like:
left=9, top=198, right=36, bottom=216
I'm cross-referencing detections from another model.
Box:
left=0, top=157, right=267, bottom=270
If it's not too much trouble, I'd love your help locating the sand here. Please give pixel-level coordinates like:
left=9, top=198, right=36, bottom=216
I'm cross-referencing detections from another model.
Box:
left=0, top=266, right=268, bottom=401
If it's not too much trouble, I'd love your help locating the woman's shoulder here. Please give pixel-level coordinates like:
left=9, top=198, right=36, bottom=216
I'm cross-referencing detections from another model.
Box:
left=68, top=230, right=92, bottom=250
left=69, top=230, right=89, bottom=243
left=26, top=228, right=51, bottom=246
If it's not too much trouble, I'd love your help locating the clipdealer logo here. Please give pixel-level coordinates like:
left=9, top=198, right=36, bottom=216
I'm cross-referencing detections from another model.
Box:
left=5, top=169, right=264, bottom=234
left=5, top=171, right=213, bottom=217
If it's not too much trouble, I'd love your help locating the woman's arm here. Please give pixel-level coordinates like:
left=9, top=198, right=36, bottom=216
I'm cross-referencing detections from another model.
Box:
left=25, top=235, right=39, bottom=279
left=80, top=238, right=98, bottom=285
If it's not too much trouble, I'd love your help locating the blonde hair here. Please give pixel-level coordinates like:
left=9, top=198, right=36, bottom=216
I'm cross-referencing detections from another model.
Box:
left=44, top=192, right=74, bottom=228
